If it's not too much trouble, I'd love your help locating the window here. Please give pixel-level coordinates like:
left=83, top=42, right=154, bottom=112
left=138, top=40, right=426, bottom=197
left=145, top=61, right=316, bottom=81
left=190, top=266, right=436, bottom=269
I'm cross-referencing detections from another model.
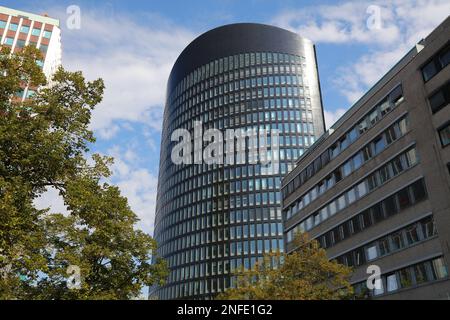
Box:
left=383, top=196, right=396, bottom=218
left=432, top=85, right=450, bottom=115
left=357, top=181, right=367, bottom=197
left=40, top=45, right=48, bottom=54
left=20, top=25, right=30, bottom=34
left=390, top=231, right=404, bottom=251
left=422, top=44, right=450, bottom=82
left=432, top=258, right=448, bottom=279
left=397, top=188, right=411, bottom=210
left=366, top=245, right=378, bottom=261
left=353, top=152, right=363, bottom=170
left=9, top=23, right=18, bottom=31
left=422, top=60, right=437, bottom=82
left=414, top=263, right=429, bottom=285
left=386, top=273, right=399, bottom=292
left=372, top=203, right=384, bottom=223
left=43, top=30, right=52, bottom=39
left=411, top=179, right=427, bottom=202
left=362, top=210, right=372, bottom=228
left=0, top=20, right=7, bottom=28
left=374, top=136, right=386, bottom=155
left=405, top=225, right=420, bottom=244
left=16, top=39, right=25, bottom=48
left=399, top=268, right=413, bottom=288
left=31, top=28, right=41, bottom=36
left=4, top=37, right=13, bottom=46
left=438, top=122, right=450, bottom=147
left=343, top=161, right=352, bottom=177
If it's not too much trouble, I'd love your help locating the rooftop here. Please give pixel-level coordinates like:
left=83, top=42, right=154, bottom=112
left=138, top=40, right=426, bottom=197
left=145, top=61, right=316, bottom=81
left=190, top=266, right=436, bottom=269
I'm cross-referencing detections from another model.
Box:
left=0, top=5, right=60, bottom=27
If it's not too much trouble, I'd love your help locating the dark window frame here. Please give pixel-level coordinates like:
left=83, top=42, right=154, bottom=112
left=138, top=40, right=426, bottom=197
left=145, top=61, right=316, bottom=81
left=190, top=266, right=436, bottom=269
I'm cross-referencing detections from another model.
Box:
left=438, top=121, right=450, bottom=148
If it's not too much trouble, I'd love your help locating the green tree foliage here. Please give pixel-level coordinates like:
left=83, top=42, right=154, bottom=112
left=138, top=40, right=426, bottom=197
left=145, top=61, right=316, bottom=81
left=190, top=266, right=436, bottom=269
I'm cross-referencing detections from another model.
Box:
left=217, top=233, right=354, bottom=300
left=0, top=46, right=168, bottom=299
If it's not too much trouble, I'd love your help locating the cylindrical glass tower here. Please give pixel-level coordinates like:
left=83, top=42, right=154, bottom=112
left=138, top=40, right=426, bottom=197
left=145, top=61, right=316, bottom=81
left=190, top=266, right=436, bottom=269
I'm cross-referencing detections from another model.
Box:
left=153, top=23, right=325, bottom=299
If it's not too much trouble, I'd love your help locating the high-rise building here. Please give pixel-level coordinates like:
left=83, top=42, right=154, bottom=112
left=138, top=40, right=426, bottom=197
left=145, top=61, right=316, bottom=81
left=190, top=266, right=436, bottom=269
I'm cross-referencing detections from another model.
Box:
left=282, top=16, right=450, bottom=299
left=0, top=6, right=62, bottom=100
left=153, top=23, right=325, bottom=299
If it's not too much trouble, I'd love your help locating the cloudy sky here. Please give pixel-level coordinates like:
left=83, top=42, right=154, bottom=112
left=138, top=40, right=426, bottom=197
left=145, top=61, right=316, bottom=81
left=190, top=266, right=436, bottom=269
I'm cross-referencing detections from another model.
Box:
left=6, top=0, right=450, bottom=235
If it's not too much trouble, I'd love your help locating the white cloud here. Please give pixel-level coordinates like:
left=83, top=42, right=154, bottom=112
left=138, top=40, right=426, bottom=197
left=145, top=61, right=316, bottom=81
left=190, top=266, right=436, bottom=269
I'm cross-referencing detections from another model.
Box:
left=324, top=108, right=348, bottom=130
left=272, top=0, right=450, bottom=104
left=55, top=8, right=196, bottom=134
left=34, top=187, right=69, bottom=216
left=107, top=145, right=159, bottom=235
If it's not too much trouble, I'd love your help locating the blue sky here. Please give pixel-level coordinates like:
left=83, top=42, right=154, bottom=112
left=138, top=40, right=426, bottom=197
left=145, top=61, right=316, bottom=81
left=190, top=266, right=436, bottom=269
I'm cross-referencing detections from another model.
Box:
left=6, top=0, right=450, bottom=235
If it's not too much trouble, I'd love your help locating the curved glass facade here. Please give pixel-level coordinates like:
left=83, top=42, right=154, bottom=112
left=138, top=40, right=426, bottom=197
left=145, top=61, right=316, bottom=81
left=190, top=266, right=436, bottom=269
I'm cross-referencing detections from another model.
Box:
left=153, top=24, right=325, bottom=299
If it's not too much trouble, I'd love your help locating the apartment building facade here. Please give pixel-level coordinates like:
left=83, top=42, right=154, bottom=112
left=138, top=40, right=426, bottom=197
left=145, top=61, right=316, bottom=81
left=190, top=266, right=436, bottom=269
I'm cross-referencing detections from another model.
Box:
left=282, top=16, right=450, bottom=299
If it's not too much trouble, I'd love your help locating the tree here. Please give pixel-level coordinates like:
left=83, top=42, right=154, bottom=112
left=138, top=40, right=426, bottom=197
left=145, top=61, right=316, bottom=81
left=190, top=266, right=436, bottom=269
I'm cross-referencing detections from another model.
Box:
left=217, top=233, right=354, bottom=300
left=0, top=46, right=168, bottom=299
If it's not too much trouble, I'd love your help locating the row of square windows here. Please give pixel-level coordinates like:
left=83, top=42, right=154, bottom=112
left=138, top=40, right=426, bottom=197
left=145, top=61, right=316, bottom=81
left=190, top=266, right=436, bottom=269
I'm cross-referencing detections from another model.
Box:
left=157, top=192, right=282, bottom=246
left=354, top=257, right=448, bottom=298
left=166, top=240, right=284, bottom=283
left=1, top=36, right=49, bottom=53
left=165, top=227, right=283, bottom=269
left=334, top=215, right=436, bottom=269
left=166, top=93, right=312, bottom=132
left=161, top=144, right=313, bottom=199
left=315, top=179, right=428, bottom=252
left=169, top=52, right=307, bottom=102
left=159, top=256, right=284, bottom=299
left=282, top=84, right=404, bottom=199
left=169, top=73, right=309, bottom=116
left=0, top=20, right=52, bottom=38
left=158, top=159, right=305, bottom=207
left=155, top=207, right=282, bottom=252
left=286, top=147, right=418, bottom=242
left=284, top=116, right=409, bottom=221
left=157, top=163, right=296, bottom=219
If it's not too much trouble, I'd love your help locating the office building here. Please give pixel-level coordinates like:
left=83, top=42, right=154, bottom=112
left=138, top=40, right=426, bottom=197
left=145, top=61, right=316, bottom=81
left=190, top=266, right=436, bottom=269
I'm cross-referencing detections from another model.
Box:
left=0, top=6, right=62, bottom=100
left=282, top=16, right=450, bottom=299
left=153, top=23, right=326, bottom=299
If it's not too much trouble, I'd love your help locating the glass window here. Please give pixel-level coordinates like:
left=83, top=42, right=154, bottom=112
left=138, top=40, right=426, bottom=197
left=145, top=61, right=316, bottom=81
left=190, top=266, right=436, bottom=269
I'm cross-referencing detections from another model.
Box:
left=9, top=23, right=18, bottom=31
left=337, top=195, right=346, bottom=210
left=383, top=195, right=398, bottom=217
left=329, top=201, right=337, bottom=216
left=432, top=258, right=448, bottom=279
left=353, top=152, right=363, bottom=170
left=399, top=268, right=413, bottom=288
left=4, top=37, right=14, bottom=46
left=0, top=20, right=7, bottom=28
left=357, top=182, right=367, bottom=198
left=43, top=30, right=52, bottom=39
left=20, top=25, right=30, bottom=34
left=31, top=28, right=41, bottom=36
left=386, top=273, right=399, bottom=292
left=15, top=39, right=25, bottom=48
left=422, top=60, right=437, bottom=82
left=343, top=161, right=352, bottom=177
left=372, top=203, right=384, bottom=223
left=411, top=179, right=427, bottom=202
left=405, top=225, right=420, bottom=244
left=366, top=245, right=378, bottom=261
left=439, top=123, right=450, bottom=147
left=397, top=188, right=411, bottom=210
left=345, top=189, right=355, bottom=205
left=414, top=263, right=428, bottom=285
left=422, top=217, right=436, bottom=238
left=429, top=89, right=447, bottom=114
left=374, top=136, right=386, bottom=155
left=439, top=46, right=450, bottom=69
left=390, top=231, right=404, bottom=251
